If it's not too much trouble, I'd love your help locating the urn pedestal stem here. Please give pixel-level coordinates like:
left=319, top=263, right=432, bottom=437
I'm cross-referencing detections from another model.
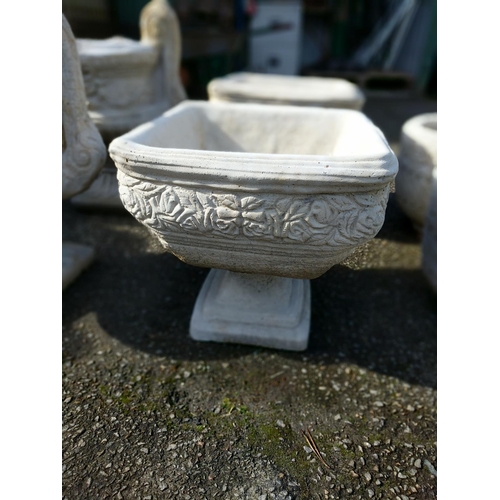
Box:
left=190, top=269, right=311, bottom=351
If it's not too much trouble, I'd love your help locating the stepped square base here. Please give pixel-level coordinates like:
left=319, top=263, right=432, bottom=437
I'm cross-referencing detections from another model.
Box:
left=190, top=269, right=311, bottom=351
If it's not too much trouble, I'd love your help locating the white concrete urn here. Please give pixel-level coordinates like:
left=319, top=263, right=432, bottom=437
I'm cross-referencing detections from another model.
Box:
left=207, top=72, right=365, bottom=110
left=109, top=101, right=397, bottom=350
left=62, top=14, right=106, bottom=289
left=72, top=0, right=186, bottom=209
left=395, top=113, right=437, bottom=230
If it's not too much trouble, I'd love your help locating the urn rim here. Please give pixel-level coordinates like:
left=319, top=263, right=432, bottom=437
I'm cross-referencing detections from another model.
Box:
left=109, top=100, right=398, bottom=193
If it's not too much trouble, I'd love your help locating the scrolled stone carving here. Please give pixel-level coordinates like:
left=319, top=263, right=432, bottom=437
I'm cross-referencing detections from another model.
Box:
left=62, top=14, right=105, bottom=290
left=62, top=14, right=106, bottom=200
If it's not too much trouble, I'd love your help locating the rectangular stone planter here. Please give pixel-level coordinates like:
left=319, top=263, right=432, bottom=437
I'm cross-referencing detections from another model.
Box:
left=208, top=72, right=365, bottom=110
left=71, top=0, right=186, bottom=210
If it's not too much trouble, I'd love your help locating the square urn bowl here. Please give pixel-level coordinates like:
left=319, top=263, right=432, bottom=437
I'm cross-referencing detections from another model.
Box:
left=109, top=101, right=398, bottom=351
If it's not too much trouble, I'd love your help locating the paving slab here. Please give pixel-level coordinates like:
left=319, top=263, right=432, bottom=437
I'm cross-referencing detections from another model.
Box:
left=63, top=96, right=437, bottom=500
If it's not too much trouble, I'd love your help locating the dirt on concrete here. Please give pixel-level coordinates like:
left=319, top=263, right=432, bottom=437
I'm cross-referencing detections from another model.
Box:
left=63, top=96, right=437, bottom=500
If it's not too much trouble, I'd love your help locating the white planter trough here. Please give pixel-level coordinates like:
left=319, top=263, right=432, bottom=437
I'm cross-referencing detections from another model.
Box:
left=72, top=0, right=186, bottom=209
left=395, top=113, right=437, bottom=230
left=62, top=15, right=106, bottom=289
left=207, top=72, right=365, bottom=110
left=109, top=101, right=397, bottom=350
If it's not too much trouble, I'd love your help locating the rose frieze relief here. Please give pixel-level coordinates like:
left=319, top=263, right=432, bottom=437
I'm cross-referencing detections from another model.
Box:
left=118, top=172, right=390, bottom=247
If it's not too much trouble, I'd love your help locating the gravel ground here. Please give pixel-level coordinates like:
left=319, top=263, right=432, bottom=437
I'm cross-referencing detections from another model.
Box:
left=63, top=96, right=437, bottom=499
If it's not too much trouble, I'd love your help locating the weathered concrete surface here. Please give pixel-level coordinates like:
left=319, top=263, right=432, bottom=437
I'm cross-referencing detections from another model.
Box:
left=63, top=96, right=437, bottom=500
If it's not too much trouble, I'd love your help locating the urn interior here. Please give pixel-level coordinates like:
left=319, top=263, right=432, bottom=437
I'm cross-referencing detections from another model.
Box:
left=124, top=101, right=384, bottom=157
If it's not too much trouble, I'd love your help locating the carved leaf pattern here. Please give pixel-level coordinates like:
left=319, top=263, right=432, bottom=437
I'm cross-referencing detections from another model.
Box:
left=117, top=172, right=390, bottom=247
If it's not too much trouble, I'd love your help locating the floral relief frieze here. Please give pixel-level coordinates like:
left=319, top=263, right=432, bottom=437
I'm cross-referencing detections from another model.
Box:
left=117, top=172, right=389, bottom=247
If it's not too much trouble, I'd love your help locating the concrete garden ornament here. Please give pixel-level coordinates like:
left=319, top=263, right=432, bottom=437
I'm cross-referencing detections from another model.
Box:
left=421, top=170, right=437, bottom=291
left=72, top=0, right=186, bottom=209
left=62, top=14, right=106, bottom=289
left=109, top=100, right=398, bottom=350
left=208, top=72, right=365, bottom=110
left=395, top=113, right=437, bottom=230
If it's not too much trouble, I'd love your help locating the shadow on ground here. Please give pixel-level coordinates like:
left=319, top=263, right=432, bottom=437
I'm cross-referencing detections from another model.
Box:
left=375, top=193, right=421, bottom=243
left=63, top=230, right=436, bottom=389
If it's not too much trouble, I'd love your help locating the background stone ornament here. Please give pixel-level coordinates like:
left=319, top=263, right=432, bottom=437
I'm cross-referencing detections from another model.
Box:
left=62, top=14, right=106, bottom=200
left=395, top=113, right=437, bottom=230
left=62, top=14, right=106, bottom=289
left=140, top=0, right=186, bottom=108
left=109, top=100, right=398, bottom=350
left=421, top=169, right=437, bottom=291
left=208, top=72, right=366, bottom=110
left=71, top=0, right=186, bottom=209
